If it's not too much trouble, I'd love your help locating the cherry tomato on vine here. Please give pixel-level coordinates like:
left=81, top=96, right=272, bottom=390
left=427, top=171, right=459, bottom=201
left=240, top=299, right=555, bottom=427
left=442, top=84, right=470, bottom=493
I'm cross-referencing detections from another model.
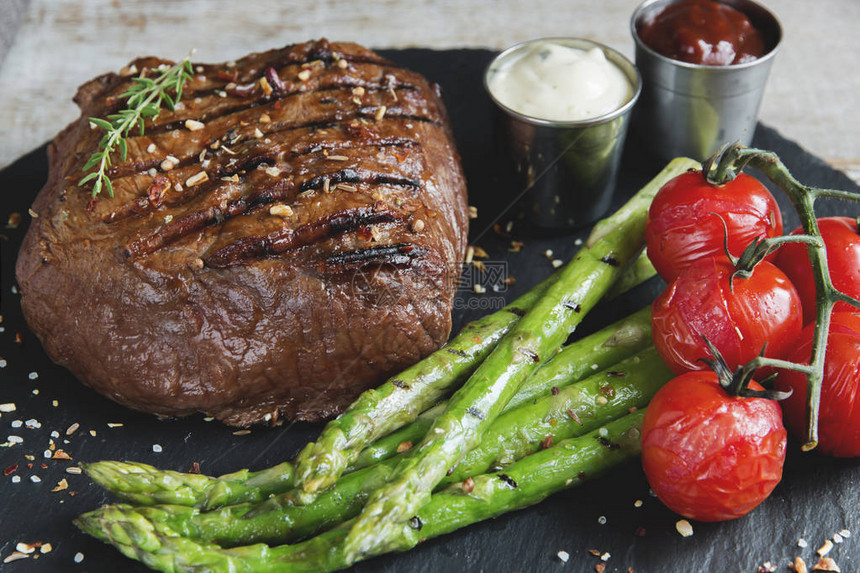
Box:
left=641, top=371, right=787, bottom=522
left=652, top=257, right=802, bottom=374
left=773, top=217, right=860, bottom=324
left=777, top=312, right=860, bottom=457
left=646, top=170, right=783, bottom=281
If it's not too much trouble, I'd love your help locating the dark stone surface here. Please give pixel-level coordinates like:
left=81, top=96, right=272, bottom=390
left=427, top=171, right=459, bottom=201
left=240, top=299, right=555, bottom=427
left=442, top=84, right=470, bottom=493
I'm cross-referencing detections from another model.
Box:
left=1, top=48, right=858, bottom=572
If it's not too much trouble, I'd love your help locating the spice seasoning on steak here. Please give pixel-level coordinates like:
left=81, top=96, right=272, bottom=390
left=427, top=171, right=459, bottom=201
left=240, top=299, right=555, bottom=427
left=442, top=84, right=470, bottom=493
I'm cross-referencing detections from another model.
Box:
left=15, top=39, right=468, bottom=426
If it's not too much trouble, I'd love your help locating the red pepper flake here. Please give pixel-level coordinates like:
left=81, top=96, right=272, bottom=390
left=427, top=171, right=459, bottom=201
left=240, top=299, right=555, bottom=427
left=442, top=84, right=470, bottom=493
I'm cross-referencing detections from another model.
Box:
left=588, top=549, right=601, bottom=557
left=40, top=463, right=48, bottom=469
left=567, top=408, right=583, bottom=425
left=493, top=222, right=512, bottom=238
left=217, top=69, right=238, bottom=82
left=396, top=441, right=413, bottom=453
left=540, top=435, right=553, bottom=450
left=264, top=67, right=287, bottom=93
left=147, top=176, right=171, bottom=207
left=813, top=557, right=840, bottom=572
left=508, top=240, right=524, bottom=253
left=472, top=335, right=483, bottom=344
left=52, top=450, right=72, bottom=460
left=595, top=563, right=606, bottom=573
left=15, top=332, right=23, bottom=344
left=392, top=148, right=411, bottom=162
left=462, top=477, right=475, bottom=493
left=188, top=462, right=201, bottom=474
left=551, top=386, right=560, bottom=396
left=3, top=464, right=17, bottom=476
left=599, top=385, right=616, bottom=398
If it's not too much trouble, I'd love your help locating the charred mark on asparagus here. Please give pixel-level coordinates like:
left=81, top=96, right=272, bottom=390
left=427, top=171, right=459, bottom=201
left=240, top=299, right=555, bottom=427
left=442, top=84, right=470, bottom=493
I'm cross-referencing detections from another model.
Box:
left=596, top=436, right=621, bottom=450
left=506, top=307, right=526, bottom=317
left=563, top=301, right=582, bottom=312
left=466, top=407, right=485, bottom=420
left=497, top=473, right=518, bottom=489
left=600, top=255, right=620, bottom=267
left=392, top=380, right=410, bottom=390
left=446, top=348, right=470, bottom=359
left=520, top=348, right=540, bottom=363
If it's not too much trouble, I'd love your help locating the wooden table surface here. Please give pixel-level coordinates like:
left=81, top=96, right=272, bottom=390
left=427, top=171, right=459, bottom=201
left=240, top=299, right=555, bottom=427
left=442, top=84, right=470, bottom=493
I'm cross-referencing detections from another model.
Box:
left=0, top=0, right=857, bottom=183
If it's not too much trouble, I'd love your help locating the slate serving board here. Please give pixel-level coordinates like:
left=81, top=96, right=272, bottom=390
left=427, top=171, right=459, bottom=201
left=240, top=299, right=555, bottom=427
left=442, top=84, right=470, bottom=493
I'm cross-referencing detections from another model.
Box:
left=1, top=48, right=859, bottom=573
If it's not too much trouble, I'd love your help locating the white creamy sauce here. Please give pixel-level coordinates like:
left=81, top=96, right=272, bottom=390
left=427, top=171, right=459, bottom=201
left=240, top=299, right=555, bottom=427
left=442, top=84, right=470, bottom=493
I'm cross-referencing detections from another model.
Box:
left=488, top=41, right=632, bottom=122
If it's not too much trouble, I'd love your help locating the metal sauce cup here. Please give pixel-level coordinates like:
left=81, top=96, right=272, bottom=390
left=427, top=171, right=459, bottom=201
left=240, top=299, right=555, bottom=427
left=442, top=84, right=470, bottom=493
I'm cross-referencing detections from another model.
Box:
left=631, top=0, right=782, bottom=162
left=485, top=38, right=641, bottom=231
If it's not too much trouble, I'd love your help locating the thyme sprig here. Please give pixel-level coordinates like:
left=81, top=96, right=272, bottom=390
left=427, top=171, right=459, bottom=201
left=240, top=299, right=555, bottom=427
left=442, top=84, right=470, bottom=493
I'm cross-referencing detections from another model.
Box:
left=79, top=53, right=195, bottom=199
left=704, top=142, right=860, bottom=450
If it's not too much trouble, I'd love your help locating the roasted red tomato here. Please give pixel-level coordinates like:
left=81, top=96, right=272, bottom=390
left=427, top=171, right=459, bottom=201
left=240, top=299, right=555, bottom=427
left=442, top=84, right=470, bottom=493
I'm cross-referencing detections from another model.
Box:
left=777, top=312, right=860, bottom=457
left=646, top=170, right=783, bottom=281
left=774, top=217, right=860, bottom=324
left=652, top=257, right=802, bottom=374
left=641, top=371, right=787, bottom=521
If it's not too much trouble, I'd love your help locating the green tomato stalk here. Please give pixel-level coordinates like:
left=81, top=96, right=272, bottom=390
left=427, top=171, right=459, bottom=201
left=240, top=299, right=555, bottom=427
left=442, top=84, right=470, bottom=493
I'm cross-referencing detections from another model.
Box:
left=703, top=143, right=860, bottom=450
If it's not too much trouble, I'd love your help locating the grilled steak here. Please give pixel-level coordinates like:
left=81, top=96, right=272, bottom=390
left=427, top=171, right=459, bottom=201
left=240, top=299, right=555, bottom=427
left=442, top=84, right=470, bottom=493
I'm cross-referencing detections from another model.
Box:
left=15, top=39, right=468, bottom=426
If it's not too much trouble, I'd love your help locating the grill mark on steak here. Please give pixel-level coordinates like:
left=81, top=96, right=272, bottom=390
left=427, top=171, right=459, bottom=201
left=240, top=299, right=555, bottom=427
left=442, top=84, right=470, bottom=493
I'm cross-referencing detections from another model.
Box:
left=323, top=242, right=426, bottom=273
left=101, top=110, right=435, bottom=187
left=100, top=138, right=422, bottom=225
left=204, top=206, right=405, bottom=268
left=123, top=167, right=423, bottom=257
left=142, top=84, right=421, bottom=137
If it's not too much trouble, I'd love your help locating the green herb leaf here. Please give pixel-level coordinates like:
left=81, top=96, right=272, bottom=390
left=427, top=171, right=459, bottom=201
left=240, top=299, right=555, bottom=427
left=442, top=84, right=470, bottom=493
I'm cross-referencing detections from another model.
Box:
left=79, top=52, right=195, bottom=199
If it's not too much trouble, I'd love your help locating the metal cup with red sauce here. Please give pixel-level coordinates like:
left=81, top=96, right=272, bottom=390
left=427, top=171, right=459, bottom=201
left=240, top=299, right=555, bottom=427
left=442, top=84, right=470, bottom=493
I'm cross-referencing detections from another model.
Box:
left=631, top=0, right=782, bottom=161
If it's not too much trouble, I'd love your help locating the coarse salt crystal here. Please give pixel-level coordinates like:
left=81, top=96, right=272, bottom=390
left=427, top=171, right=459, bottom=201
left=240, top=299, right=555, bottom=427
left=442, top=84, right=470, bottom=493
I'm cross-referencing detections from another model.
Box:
left=28, top=372, right=38, bottom=380
left=0, top=360, right=6, bottom=368
left=597, top=515, right=607, bottom=525
left=676, top=519, right=693, bottom=537
left=0, top=403, right=15, bottom=412
left=11, top=420, right=22, bottom=428
left=74, top=552, right=84, bottom=563
left=552, top=259, right=564, bottom=268
left=557, top=550, right=569, bottom=563
left=833, top=533, right=844, bottom=544
left=11, top=475, right=21, bottom=483
left=25, top=419, right=40, bottom=429
left=15, top=543, right=35, bottom=554
left=50, top=431, right=59, bottom=438
left=30, top=475, right=41, bottom=483
left=818, top=539, right=834, bottom=556
left=7, top=435, right=22, bottom=444
left=152, top=444, right=163, bottom=453
left=146, top=143, right=156, bottom=153
left=185, top=119, right=205, bottom=131
left=43, top=450, right=52, bottom=459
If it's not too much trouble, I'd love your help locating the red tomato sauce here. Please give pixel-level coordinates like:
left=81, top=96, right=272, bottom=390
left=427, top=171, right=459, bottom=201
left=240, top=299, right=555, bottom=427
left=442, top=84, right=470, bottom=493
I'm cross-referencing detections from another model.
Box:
left=637, top=0, right=766, bottom=65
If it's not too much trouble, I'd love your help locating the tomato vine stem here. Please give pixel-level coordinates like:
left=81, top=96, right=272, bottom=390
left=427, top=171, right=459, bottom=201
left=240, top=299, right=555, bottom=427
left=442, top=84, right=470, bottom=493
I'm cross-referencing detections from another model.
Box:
left=703, top=143, right=860, bottom=451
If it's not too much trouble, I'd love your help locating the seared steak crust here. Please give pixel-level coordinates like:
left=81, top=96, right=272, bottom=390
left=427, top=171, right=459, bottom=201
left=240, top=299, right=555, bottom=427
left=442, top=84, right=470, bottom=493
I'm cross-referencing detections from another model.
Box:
left=15, top=39, right=468, bottom=426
